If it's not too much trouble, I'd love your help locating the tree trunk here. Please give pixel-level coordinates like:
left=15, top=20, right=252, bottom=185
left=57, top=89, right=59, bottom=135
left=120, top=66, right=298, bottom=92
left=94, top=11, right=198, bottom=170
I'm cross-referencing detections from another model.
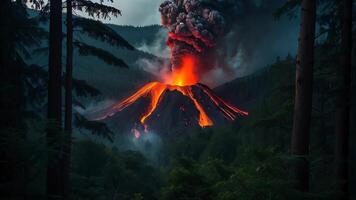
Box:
left=0, top=1, right=26, bottom=197
left=47, top=0, right=63, bottom=199
left=63, top=0, right=73, bottom=199
left=291, top=0, right=316, bottom=192
left=334, top=0, right=352, bottom=199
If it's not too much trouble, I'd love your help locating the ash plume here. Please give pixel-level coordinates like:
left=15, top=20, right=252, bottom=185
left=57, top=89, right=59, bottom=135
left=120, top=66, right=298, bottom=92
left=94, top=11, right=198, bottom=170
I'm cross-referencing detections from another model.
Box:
left=159, top=0, right=299, bottom=86
left=159, top=0, right=225, bottom=70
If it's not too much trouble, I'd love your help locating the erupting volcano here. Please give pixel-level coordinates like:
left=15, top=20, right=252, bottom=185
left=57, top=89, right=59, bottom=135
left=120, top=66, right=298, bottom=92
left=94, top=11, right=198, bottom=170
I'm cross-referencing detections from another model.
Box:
left=93, top=0, right=248, bottom=135
left=94, top=56, right=247, bottom=129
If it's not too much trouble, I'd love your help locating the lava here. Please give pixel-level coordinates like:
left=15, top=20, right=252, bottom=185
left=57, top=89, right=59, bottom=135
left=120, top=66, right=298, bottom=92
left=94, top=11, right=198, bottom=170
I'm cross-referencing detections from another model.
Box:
left=94, top=55, right=248, bottom=128
left=163, top=54, right=198, bottom=86
left=93, top=0, right=248, bottom=138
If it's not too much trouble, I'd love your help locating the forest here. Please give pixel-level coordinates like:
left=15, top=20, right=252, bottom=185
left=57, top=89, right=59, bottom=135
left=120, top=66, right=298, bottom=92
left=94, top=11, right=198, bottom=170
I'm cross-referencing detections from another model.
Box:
left=0, top=0, right=355, bottom=200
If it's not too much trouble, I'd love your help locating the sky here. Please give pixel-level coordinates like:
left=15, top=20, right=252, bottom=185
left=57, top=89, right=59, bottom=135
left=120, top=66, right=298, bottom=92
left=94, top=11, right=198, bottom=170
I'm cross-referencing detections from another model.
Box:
left=84, top=0, right=163, bottom=26
left=81, top=0, right=298, bottom=85
left=26, top=0, right=298, bottom=86
left=27, top=0, right=163, bottom=26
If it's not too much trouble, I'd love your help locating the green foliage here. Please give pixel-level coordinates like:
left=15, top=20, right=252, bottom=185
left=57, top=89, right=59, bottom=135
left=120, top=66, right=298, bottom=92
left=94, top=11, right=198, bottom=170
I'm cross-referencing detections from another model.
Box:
left=237, top=58, right=294, bottom=150
left=71, top=140, right=162, bottom=200
left=0, top=119, right=56, bottom=197
left=200, top=127, right=241, bottom=163
left=0, top=2, right=49, bottom=196
left=10, top=3, right=47, bottom=59
left=0, top=1, right=46, bottom=60
left=73, top=0, right=121, bottom=19
left=161, top=157, right=213, bottom=200
left=160, top=128, right=212, bottom=163
left=23, top=64, right=48, bottom=106
left=212, top=148, right=294, bottom=200
left=72, top=140, right=108, bottom=177
left=160, top=147, right=296, bottom=200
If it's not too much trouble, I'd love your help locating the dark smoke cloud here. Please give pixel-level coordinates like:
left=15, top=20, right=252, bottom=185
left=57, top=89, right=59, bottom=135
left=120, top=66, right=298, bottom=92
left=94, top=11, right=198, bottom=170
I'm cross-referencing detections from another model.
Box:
left=159, top=0, right=226, bottom=70
left=207, top=0, right=298, bottom=84
left=159, top=0, right=298, bottom=86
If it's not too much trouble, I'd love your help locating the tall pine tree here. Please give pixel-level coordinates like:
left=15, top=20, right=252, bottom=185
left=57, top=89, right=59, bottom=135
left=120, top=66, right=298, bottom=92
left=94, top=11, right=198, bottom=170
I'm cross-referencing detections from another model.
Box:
left=0, top=0, right=46, bottom=198
left=62, top=0, right=134, bottom=198
left=47, top=0, right=63, bottom=199
left=334, top=0, right=352, bottom=199
left=290, top=0, right=316, bottom=192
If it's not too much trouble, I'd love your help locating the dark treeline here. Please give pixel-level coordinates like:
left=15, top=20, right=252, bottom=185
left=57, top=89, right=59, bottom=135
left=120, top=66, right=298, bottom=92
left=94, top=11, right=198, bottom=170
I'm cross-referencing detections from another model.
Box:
left=0, top=0, right=355, bottom=200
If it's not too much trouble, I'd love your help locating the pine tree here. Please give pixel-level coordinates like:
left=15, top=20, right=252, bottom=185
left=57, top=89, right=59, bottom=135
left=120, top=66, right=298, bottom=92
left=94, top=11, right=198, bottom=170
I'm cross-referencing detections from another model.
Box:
left=63, top=1, right=73, bottom=199
left=62, top=0, right=134, bottom=198
left=46, top=0, right=64, bottom=199
left=334, top=0, right=352, bottom=199
left=0, top=0, right=46, bottom=197
left=290, top=0, right=316, bottom=192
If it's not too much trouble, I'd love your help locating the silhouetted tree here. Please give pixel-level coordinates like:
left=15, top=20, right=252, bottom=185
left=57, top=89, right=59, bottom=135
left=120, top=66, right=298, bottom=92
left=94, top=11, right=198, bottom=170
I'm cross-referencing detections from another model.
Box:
left=47, top=0, right=63, bottom=199
left=0, top=0, right=46, bottom=198
left=63, top=1, right=73, bottom=199
left=62, top=0, right=134, bottom=198
left=334, top=0, right=352, bottom=199
left=290, top=0, right=316, bottom=192
left=0, top=1, right=27, bottom=197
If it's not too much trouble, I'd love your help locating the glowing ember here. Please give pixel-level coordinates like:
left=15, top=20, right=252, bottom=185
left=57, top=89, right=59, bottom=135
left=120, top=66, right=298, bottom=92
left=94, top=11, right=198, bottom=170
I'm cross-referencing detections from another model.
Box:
left=144, top=124, right=149, bottom=133
left=132, top=128, right=141, bottom=139
left=95, top=55, right=248, bottom=128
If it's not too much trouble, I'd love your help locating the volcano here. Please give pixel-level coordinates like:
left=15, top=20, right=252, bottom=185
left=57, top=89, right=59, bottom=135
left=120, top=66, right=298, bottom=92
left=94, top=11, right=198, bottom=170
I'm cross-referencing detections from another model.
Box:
left=90, top=0, right=249, bottom=137
left=92, top=56, right=248, bottom=136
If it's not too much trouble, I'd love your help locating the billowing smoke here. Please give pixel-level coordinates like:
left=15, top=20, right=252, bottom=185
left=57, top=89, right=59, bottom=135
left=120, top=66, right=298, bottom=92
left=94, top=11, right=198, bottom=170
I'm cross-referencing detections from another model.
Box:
left=159, top=0, right=225, bottom=70
left=158, top=0, right=299, bottom=87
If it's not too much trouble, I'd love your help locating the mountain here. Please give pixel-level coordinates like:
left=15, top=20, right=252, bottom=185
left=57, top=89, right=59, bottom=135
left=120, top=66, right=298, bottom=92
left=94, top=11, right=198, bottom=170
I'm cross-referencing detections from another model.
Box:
left=26, top=9, right=167, bottom=100
left=94, top=82, right=248, bottom=136
left=24, top=10, right=298, bottom=138
left=214, top=67, right=271, bottom=111
left=85, top=56, right=299, bottom=138
left=108, top=24, right=165, bottom=47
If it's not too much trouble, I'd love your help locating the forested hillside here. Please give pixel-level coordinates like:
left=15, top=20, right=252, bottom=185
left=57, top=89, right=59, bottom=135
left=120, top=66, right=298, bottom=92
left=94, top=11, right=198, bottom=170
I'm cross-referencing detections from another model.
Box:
left=27, top=9, right=164, bottom=99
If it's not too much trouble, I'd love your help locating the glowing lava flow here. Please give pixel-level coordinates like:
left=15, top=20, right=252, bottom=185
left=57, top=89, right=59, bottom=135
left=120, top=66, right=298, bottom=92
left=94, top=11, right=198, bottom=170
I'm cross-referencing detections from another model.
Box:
left=96, top=82, right=214, bottom=127
left=95, top=56, right=248, bottom=128
left=164, top=55, right=198, bottom=86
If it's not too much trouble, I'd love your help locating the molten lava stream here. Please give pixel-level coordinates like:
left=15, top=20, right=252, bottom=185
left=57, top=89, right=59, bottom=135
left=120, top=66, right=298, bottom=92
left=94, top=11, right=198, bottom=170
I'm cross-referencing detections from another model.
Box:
left=94, top=55, right=248, bottom=129
left=93, top=82, right=158, bottom=120
left=140, top=83, right=166, bottom=124
left=166, top=85, right=213, bottom=127
left=197, top=84, right=248, bottom=120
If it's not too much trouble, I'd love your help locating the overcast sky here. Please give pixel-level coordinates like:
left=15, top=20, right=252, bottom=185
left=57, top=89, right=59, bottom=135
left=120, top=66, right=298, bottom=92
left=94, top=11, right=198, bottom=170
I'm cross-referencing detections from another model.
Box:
left=27, top=0, right=163, bottom=26
left=85, top=0, right=163, bottom=26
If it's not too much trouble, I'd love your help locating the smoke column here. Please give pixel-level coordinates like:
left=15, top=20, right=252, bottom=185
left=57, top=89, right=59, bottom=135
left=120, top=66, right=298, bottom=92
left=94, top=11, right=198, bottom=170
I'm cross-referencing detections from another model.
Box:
left=158, top=0, right=299, bottom=87
left=159, top=0, right=225, bottom=74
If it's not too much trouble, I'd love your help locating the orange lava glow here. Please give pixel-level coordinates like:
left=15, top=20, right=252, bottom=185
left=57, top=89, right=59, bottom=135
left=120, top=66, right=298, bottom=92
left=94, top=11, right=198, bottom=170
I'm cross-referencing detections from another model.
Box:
left=95, top=55, right=248, bottom=129
left=163, top=55, right=198, bottom=86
